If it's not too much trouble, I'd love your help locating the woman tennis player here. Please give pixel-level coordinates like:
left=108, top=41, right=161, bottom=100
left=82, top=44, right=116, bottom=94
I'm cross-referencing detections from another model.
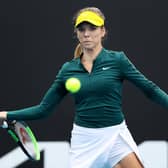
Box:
left=0, top=7, right=168, bottom=168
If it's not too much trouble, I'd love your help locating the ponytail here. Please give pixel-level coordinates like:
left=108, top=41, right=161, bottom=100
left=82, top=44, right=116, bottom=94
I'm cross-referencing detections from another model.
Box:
left=74, top=43, right=83, bottom=58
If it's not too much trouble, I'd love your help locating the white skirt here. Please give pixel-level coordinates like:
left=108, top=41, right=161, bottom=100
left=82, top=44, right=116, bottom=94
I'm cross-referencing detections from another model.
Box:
left=69, top=121, right=144, bottom=168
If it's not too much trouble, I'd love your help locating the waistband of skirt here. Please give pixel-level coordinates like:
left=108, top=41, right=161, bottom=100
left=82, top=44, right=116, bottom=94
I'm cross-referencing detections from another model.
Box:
left=72, top=120, right=127, bottom=134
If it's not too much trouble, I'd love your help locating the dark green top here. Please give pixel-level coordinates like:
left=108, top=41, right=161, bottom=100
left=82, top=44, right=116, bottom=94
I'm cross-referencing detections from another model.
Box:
left=7, top=48, right=168, bottom=128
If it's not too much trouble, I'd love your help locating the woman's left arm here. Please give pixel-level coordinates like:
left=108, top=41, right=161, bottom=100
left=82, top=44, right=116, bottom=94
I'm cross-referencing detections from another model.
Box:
left=119, top=52, right=168, bottom=109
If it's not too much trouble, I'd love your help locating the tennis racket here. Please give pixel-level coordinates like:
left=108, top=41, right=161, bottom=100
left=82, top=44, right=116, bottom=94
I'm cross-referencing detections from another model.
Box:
left=1, top=120, right=40, bottom=161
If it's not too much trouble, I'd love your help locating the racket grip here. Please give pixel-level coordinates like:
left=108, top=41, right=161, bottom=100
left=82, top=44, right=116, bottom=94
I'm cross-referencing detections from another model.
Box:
left=1, top=121, right=8, bottom=128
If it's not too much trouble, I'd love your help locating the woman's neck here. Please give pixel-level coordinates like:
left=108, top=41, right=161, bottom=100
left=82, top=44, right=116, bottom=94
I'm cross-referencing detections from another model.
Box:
left=82, top=46, right=103, bottom=63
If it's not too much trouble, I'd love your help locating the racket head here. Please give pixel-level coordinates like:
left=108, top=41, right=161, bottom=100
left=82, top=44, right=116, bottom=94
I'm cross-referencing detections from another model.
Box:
left=9, top=121, right=40, bottom=161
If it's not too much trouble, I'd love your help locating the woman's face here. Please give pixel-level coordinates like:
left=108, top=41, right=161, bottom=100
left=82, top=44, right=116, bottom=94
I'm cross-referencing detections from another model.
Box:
left=76, top=22, right=105, bottom=51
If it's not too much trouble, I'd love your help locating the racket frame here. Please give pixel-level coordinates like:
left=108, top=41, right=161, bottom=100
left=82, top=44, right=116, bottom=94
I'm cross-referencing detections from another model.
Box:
left=2, top=120, right=40, bottom=161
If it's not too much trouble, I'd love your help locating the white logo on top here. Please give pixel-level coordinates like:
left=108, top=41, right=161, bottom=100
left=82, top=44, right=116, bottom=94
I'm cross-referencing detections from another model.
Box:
left=102, top=67, right=111, bottom=70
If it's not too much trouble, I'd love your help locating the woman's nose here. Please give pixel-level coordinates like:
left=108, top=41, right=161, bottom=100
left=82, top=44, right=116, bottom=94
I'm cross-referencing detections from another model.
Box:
left=83, top=30, right=90, bottom=37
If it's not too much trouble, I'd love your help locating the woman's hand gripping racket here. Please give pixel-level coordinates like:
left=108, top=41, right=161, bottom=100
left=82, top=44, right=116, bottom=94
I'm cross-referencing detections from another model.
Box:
left=1, top=120, right=40, bottom=161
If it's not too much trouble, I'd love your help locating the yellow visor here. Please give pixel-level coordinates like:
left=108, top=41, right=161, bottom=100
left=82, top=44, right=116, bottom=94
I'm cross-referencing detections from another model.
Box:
left=75, top=11, right=104, bottom=27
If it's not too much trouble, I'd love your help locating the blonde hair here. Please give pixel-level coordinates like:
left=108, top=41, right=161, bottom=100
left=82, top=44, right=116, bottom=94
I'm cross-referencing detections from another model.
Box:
left=73, top=7, right=105, bottom=59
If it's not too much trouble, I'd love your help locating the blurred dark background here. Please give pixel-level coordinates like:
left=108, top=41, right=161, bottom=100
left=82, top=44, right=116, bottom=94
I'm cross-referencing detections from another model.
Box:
left=0, top=0, right=167, bottom=167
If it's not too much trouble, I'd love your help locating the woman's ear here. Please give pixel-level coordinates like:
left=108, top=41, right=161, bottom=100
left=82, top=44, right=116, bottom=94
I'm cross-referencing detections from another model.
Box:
left=101, top=27, right=106, bottom=38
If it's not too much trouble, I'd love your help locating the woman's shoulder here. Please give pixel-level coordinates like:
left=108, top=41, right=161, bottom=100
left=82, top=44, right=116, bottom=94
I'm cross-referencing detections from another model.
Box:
left=59, top=61, right=71, bottom=71
left=59, top=58, right=80, bottom=72
left=103, top=48, right=125, bottom=60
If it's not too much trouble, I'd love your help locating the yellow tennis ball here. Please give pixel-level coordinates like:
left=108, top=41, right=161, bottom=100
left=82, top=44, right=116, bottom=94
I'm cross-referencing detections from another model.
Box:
left=65, top=77, right=81, bottom=93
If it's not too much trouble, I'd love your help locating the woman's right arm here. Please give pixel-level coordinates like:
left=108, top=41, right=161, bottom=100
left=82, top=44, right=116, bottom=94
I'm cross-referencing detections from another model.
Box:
left=0, top=64, right=68, bottom=121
